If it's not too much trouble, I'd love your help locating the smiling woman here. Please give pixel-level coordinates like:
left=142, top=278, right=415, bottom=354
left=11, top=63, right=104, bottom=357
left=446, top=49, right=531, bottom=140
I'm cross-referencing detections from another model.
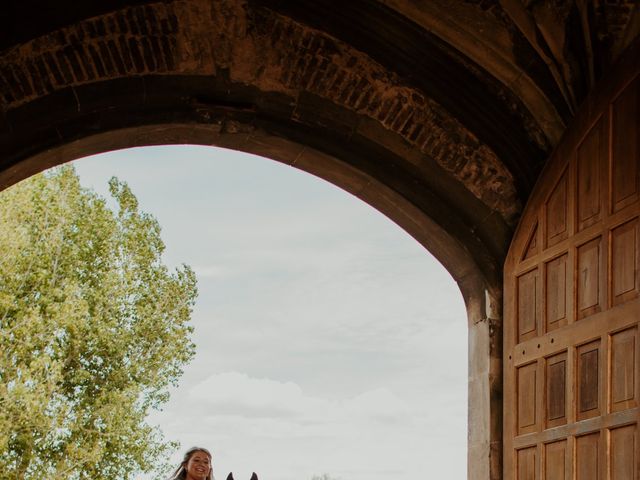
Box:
left=167, top=447, right=214, bottom=480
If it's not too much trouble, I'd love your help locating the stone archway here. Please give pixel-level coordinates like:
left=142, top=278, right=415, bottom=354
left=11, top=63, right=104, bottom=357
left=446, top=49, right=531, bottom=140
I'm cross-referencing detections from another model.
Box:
left=1, top=1, right=638, bottom=479
left=3, top=123, right=504, bottom=480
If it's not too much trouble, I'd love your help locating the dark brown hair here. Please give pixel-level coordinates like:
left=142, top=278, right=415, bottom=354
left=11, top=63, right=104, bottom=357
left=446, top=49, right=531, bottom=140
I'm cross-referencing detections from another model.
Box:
left=167, top=447, right=214, bottom=480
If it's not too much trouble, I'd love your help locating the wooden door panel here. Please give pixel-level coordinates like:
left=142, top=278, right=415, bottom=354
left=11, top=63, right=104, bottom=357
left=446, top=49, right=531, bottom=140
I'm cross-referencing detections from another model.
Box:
left=610, top=424, right=636, bottom=480
left=545, top=352, right=567, bottom=428
left=505, top=70, right=638, bottom=479
left=610, top=327, right=637, bottom=412
left=545, top=170, right=569, bottom=248
left=611, top=219, right=639, bottom=306
left=518, top=362, right=538, bottom=434
left=518, top=447, right=538, bottom=480
left=577, top=237, right=603, bottom=319
left=523, top=223, right=539, bottom=261
left=576, top=433, right=600, bottom=480
left=612, top=77, right=639, bottom=213
left=545, top=254, right=568, bottom=332
left=543, top=440, right=567, bottom=480
left=577, top=118, right=605, bottom=231
left=518, top=268, right=540, bottom=342
left=577, top=340, right=601, bottom=420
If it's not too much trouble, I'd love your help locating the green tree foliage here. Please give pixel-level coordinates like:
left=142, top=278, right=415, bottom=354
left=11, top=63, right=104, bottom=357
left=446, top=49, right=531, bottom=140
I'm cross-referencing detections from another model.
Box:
left=0, top=166, right=198, bottom=479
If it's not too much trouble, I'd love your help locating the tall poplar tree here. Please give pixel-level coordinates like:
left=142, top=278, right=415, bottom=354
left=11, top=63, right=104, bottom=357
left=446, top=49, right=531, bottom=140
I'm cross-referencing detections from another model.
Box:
left=0, top=166, right=198, bottom=479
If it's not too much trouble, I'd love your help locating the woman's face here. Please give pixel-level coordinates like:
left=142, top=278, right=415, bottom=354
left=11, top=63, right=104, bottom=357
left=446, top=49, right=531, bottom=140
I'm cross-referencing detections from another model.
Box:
left=184, top=450, right=211, bottom=480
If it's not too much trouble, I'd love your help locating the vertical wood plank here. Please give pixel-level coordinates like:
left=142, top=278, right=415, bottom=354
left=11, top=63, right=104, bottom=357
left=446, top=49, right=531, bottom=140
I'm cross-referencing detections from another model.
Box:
left=518, top=446, right=538, bottom=480
left=523, top=222, right=539, bottom=261
left=577, top=237, right=602, bottom=319
left=576, top=433, right=600, bottom=480
left=544, top=440, right=567, bottom=480
left=546, top=170, right=569, bottom=248
left=518, top=362, right=538, bottom=435
left=577, top=340, right=601, bottom=421
left=611, top=218, right=639, bottom=306
left=546, top=352, right=567, bottom=428
left=518, top=268, right=540, bottom=342
left=610, top=327, right=637, bottom=412
left=577, top=117, right=605, bottom=231
left=612, top=77, right=639, bottom=213
left=610, top=424, right=637, bottom=480
left=546, top=254, right=568, bottom=332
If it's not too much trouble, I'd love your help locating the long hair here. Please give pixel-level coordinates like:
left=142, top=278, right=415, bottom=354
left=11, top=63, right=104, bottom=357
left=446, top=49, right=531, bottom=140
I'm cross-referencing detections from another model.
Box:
left=167, top=446, right=214, bottom=480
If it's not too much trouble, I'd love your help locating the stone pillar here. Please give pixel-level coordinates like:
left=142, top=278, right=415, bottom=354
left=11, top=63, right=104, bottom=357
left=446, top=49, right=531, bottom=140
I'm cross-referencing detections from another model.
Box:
left=462, top=278, right=502, bottom=480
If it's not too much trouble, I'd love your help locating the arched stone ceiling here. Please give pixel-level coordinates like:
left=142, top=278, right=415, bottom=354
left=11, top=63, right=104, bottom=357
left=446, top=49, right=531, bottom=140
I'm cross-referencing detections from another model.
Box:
left=0, top=0, right=637, bottom=287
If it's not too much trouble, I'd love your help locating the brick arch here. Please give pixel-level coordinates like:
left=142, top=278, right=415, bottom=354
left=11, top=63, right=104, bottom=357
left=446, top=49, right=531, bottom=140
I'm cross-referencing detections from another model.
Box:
left=0, top=0, right=525, bottom=286
left=0, top=0, right=519, bottom=219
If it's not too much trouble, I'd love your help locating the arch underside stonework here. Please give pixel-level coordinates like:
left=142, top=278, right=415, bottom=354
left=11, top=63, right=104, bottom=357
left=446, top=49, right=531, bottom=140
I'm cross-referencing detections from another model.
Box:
left=0, top=1, right=637, bottom=478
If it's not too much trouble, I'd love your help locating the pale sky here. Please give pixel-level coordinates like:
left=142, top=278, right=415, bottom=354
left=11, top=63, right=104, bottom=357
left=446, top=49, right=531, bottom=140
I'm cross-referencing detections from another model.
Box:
left=72, top=145, right=468, bottom=480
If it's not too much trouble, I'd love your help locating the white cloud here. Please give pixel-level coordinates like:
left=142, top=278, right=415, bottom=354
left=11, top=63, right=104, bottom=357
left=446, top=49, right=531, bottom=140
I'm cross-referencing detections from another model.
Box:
left=189, top=372, right=310, bottom=418
left=187, top=372, right=410, bottom=426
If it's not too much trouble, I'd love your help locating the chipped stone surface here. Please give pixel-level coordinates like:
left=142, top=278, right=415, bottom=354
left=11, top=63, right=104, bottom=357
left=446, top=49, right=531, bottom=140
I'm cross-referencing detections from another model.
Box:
left=0, top=0, right=520, bottom=220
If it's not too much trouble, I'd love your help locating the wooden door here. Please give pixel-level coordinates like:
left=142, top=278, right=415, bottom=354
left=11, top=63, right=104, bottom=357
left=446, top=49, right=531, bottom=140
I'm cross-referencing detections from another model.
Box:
left=504, top=69, right=639, bottom=479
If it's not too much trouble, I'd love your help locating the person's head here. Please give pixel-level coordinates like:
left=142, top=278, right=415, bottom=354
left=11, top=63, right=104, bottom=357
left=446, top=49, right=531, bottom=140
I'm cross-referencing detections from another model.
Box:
left=168, top=447, right=214, bottom=480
